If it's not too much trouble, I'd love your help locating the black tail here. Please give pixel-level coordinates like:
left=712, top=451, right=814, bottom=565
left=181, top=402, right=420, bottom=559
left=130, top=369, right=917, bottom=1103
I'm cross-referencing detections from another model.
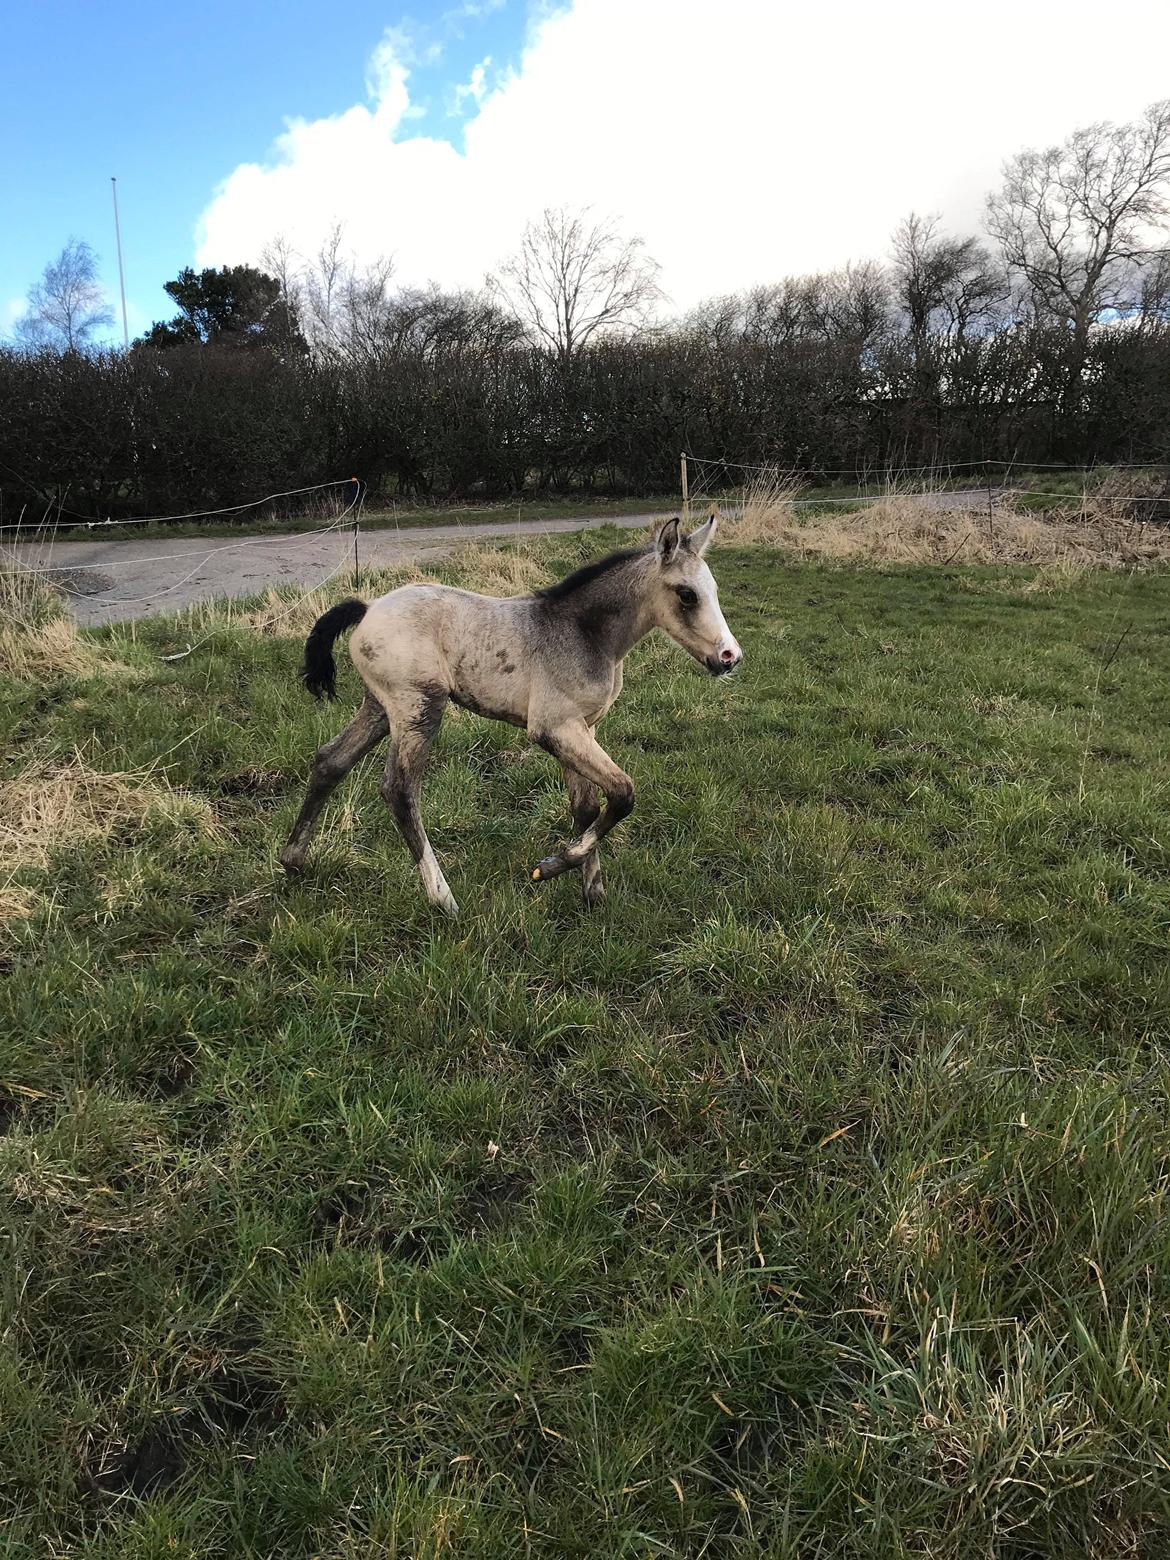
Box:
left=301, top=598, right=368, bottom=700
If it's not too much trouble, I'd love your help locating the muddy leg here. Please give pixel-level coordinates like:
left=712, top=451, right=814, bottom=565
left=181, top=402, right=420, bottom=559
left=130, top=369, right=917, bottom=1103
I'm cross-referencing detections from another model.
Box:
left=531, top=719, right=634, bottom=884
left=281, top=693, right=389, bottom=870
left=564, top=766, right=604, bottom=906
left=379, top=694, right=457, bottom=917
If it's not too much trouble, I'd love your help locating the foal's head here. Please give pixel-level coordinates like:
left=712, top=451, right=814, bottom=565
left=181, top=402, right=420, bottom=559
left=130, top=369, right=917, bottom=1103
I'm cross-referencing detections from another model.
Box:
left=647, top=515, right=743, bottom=676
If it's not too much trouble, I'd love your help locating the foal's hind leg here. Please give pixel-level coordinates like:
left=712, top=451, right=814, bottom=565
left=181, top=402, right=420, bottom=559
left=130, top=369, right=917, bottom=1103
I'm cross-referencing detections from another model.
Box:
left=379, top=691, right=458, bottom=917
left=564, top=766, right=605, bottom=906
left=281, top=692, right=389, bottom=871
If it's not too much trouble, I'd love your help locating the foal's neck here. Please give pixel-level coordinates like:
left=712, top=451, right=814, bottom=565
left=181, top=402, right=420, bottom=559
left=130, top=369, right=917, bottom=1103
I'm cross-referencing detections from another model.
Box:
left=563, top=555, right=654, bottom=663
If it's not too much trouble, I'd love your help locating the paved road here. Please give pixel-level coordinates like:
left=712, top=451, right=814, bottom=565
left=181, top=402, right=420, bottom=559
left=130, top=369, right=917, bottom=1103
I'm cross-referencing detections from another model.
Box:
left=9, top=491, right=985, bottom=627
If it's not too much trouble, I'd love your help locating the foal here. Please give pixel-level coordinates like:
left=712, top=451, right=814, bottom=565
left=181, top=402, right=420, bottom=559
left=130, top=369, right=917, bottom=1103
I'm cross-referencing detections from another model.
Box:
left=280, top=515, right=742, bottom=914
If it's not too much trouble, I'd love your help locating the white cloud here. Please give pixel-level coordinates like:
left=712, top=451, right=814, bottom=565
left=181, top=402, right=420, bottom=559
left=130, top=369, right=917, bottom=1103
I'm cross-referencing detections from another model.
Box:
left=451, top=56, right=492, bottom=115
left=444, top=0, right=506, bottom=26
left=196, top=0, right=1170, bottom=312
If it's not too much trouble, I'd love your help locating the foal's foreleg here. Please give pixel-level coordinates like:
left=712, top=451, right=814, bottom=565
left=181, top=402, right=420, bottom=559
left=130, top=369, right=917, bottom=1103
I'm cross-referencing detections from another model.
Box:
left=564, top=765, right=604, bottom=906
left=531, top=720, right=634, bottom=885
left=380, top=701, right=458, bottom=918
left=281, top=693, right=389, bottom=871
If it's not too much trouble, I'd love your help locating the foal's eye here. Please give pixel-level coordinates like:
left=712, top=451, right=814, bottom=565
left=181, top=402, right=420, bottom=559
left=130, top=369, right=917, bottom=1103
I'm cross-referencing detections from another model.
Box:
left=676, top=586, right=698, bottom=608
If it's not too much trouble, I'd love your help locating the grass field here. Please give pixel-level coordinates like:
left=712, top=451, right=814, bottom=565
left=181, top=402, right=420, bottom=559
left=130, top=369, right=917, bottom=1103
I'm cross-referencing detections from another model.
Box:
left=2, top=533, right=1169, bottom=1557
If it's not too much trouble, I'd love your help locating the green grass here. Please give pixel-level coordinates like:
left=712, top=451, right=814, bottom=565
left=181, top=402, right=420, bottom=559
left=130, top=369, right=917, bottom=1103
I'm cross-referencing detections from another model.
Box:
left=2, top=538, right=1170, bottom=1557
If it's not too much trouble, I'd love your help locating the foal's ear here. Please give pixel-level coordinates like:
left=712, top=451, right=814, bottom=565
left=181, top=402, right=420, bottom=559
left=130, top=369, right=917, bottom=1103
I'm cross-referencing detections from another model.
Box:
left=656, top=517, right=682, bottom=565
left=688, top=512, right=718, bottom=557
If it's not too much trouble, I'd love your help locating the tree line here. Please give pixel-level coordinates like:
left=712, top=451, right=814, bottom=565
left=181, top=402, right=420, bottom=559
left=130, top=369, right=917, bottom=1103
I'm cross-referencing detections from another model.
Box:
left=2, top=100, right=1168, bottom=523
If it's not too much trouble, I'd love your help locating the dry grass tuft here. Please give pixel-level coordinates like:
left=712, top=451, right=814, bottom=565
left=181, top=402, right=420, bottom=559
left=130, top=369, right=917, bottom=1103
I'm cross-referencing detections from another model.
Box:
left=243, top=563, right=439, bottom=638
left=0, top=560, right=62, bottom=630
left=444, top=539, right=552, bottom=595
left=720, top=478, right=1170, bottom=568
left=976, top=504, right=1170, bottom=568
left=0, top=753, right=223, bottom=926
left=1092, top=467, right=1170, bottom=514
left=244, top=584, right=348, bottom=639
left=0, top=885, right=37, bottom=924
left=0, top=564, right=98, bottom=679
left=0, top=613, right=112, bottom=680
left=0, top=564, right=134, bottom=680
left=717, top=470, right=805, bottom=545
left=354, top=559, right=440, bottom=599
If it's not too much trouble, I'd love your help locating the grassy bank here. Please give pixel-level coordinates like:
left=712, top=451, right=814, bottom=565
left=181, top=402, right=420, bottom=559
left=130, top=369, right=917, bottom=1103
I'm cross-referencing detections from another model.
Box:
left=2, top=534, right=1169, bottom=1557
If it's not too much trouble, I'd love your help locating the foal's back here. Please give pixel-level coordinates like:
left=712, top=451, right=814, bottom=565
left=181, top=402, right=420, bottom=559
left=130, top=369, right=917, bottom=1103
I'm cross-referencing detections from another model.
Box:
left=350, top=582, right=537, bottom=730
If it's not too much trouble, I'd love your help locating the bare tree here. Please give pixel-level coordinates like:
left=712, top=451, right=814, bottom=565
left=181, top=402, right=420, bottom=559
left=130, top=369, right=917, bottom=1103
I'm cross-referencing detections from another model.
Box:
left=493, top=206, right=662, bottom=366
left=259, top=234, right=304, bottom=314
left=1137, top=247, right=1170, bottom=326
left=687, top=265, right=892, bottom=352
left=892, top=213, right=1005, bottom=342
left=823, top=261, right=891, bottom=346
left=377, top=284, right=527, bottom=359
left=15, top=239, right=114, bottom=352
left=987, top=100, right=1170, bottom=345
left=303, top=224, right=353, bottom=354
left=264, top=224, right=397, bottom=362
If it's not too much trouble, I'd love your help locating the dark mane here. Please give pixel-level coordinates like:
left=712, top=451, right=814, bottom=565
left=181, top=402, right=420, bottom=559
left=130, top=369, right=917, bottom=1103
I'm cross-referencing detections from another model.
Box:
left=536, top=545, right=645, bottom=603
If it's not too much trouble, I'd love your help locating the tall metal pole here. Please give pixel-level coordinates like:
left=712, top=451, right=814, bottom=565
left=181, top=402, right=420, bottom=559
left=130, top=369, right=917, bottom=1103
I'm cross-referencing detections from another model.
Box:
left=110, top=177, right=129, bottom=349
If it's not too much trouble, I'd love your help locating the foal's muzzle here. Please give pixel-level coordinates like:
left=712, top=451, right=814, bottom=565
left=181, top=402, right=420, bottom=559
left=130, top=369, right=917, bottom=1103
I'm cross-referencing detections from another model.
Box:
left=706, top=647, right=742, bottom=677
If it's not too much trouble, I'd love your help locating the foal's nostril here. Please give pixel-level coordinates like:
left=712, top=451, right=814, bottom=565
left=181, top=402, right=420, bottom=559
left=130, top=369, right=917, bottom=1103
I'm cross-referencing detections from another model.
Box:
left=720, top=648, right=736, bottom=663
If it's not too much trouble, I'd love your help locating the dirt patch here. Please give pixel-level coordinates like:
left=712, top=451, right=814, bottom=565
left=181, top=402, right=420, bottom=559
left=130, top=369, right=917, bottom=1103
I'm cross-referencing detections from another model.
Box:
left=377, top=1224, right=446, bottom=1263
left=311, top=1182, right=448, bottom=1263
left=42, top=567, right=115, bottom=597
left=195, top=1366, right=285, bottom=1438
left=312, top=1184, right=367, bottom=1240
left=145, top=1052, right=196, bottom=1101
left=82, top=1365, right=285, bottom=1502
left=85, top=1423, right=186, bottom=1499
left=463, top=1169, right=531, bottom=1231
left=216, top=766, right=290, bottom=799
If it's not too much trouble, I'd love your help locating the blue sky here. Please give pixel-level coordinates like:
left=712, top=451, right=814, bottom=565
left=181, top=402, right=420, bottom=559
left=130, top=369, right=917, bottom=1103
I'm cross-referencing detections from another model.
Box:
left=5, top=1, right=1170, bottom=336
left=0, top=0, right=526, bottom=340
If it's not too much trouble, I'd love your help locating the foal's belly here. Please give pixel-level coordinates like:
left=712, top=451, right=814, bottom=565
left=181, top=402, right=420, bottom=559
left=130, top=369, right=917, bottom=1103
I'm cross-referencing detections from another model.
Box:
left=449, top=633, right=530, bottom=728
left=449, top=683, right=528, bottom=728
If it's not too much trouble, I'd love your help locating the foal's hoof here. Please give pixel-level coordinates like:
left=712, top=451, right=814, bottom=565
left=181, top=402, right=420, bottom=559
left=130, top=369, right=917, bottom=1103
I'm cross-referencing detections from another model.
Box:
left=582, top=879, right=606, bottom=908
left=279, top=848, right=306, bottom=874
left=531, top=853, right=572, bottom=883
